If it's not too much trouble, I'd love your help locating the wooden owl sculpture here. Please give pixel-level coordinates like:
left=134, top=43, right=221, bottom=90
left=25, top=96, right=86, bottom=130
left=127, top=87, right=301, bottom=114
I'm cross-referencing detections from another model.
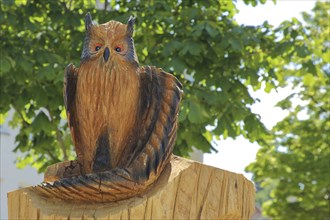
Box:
left=35, top=13, right=182, bottom=202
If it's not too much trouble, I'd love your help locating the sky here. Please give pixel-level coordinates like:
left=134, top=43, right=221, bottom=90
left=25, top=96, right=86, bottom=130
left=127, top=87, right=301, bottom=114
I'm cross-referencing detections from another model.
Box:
left=203, top=0, right=316, bottom=180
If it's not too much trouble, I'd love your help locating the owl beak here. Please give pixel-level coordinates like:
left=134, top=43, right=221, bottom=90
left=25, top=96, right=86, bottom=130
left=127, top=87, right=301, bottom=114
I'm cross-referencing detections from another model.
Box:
left=103, top=47, right=110, bottom=62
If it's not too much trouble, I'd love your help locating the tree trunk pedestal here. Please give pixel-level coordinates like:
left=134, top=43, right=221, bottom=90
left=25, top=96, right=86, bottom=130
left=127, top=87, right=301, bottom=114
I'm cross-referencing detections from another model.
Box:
left=7, top=156, right=255, bottom=219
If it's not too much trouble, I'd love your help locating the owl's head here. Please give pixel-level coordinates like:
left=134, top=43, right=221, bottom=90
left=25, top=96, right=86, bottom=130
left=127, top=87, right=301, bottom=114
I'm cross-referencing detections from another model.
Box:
left=81, top=13, right=138, bottom=67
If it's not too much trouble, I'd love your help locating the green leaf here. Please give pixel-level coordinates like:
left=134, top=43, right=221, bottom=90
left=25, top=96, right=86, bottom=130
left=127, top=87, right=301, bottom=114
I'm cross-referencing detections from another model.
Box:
left=205, top=23, right=218, bottom=38
left=19, top=59, right=33, bottom=72
left=188, top=100, right=209, bottom=123
left=296, top=45, right=309, bottom=58
left=178, top=100, right=188, bottom=122
left=168, top=57, right=186, bottom=73
left=162, top=40, right=182, bottom=57
left=187, top=41, right=203, bottom=56
left=31, top=112, right=55, bottom=133
left=0, top=56, right=11, bottom=75
left=264, top=81, right=274, bottom=93
left=0, top=112, right=8, bottom=124
left=229, top=37, right=243, bottom=52
left=303, top=60, right=317, bottom=75
left=303, top=73, right=316, bottom=86
left=192, top=23, right=205, bottom=37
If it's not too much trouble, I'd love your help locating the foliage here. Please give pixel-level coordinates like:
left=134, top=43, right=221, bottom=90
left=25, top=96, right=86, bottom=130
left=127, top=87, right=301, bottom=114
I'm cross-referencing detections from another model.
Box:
left=1, top=0, right=328, bottom=218
left=246, top=2, right=330, bottom=219
left=1, top=0, right=281, bottom=172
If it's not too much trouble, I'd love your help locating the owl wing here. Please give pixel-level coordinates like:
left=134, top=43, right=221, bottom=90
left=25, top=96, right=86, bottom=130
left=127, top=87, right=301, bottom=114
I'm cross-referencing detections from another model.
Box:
left=125, top=66, right=183, bottom=179
left=63, top=64, right=79, bottom=150
left=35, top=66, right=183, bottom=202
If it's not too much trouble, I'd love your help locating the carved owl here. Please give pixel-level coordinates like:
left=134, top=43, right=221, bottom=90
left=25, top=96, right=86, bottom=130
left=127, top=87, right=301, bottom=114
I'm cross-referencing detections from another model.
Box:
left=35, top=13, right=182, bottom=202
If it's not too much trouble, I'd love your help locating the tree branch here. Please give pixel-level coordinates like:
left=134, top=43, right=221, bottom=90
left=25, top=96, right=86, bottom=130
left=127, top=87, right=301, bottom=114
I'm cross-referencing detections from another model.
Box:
left=307, top=94, right=327, bottom=113
left=68, top=0, right=73, bottom=10
left=11, top=104, right=30, bottom=127
left=46, top=148, right=60, bottom=162
left=104, top=0, right=108, bottom=11
left=56, top=130, right=68, bottom=161
left=46, top=108, right=69, bottom=161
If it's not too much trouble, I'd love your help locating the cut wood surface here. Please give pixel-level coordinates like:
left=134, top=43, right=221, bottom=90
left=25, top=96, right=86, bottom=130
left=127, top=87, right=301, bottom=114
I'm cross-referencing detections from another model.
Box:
left=7, top=156, right=255, bottom=219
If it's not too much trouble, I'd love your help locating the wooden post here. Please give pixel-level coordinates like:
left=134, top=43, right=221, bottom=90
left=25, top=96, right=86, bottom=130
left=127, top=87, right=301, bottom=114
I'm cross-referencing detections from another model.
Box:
left=7, top=156, right=255, bottom=219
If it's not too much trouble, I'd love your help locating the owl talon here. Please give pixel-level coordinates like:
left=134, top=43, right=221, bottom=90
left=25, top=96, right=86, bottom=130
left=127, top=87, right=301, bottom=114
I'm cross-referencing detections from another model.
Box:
left=63, top=160, right=84, bottom=178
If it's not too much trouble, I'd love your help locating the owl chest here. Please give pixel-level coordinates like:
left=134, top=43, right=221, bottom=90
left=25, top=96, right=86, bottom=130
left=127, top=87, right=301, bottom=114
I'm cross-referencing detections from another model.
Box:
left=77, top=68, right=139, bottom=111
left=76, top=70, right=112, bottom=117
left=75, top=68, right=140, bottom=154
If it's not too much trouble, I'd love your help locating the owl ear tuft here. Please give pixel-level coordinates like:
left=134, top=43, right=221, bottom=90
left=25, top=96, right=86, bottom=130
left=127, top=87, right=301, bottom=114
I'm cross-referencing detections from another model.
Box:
left=85, top=12, right=94, bottom=31
left=127, top=16, right=136, bottom=36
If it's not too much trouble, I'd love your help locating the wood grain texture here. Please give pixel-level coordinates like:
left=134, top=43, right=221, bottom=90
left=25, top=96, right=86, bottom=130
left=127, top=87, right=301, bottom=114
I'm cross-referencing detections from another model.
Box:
left=36, top=66, right=182, bottom=203
left=37, top=15, right=183, bottom=203
left=8, top=156, right=255, bottom=220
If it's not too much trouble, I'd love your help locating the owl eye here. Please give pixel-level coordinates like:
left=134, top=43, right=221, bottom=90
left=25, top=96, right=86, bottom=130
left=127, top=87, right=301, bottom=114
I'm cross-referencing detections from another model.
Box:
left=95, top=43, right=102, bottom=51
left=115, top=46, right=122, bottom=52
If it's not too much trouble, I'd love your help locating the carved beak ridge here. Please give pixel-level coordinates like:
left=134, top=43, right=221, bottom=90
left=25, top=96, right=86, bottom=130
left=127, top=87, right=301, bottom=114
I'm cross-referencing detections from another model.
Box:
left=103, top=47, right=110, bottom=62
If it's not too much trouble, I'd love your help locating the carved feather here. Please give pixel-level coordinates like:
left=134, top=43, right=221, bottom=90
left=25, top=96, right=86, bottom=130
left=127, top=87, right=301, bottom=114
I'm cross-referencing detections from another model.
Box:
left=35, top=66, right=182, bottom=202
left=34, top=14, right=182, bottom=202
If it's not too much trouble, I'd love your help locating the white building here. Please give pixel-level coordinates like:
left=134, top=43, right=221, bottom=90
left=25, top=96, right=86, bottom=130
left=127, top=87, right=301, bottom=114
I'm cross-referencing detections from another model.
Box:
left=0, top=111, right=43, bottom=219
